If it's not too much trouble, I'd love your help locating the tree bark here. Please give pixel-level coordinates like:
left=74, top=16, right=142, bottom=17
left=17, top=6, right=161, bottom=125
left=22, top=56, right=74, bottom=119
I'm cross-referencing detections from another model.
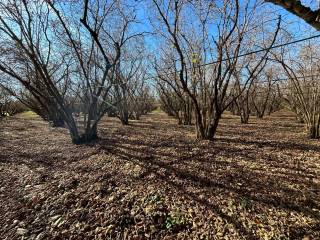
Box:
left=265, top=0, right=320, bottom=30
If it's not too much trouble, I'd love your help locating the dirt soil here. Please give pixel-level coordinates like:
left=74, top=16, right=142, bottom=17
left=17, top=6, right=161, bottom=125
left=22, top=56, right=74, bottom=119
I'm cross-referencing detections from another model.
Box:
left=0, top=111, right=319, bottom=240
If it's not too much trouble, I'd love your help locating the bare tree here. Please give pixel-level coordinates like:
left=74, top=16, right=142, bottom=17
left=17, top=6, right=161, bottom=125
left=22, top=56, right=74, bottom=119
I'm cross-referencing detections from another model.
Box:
left=0, top=86, right=26, bottom=117
left=157, top=81, right=193, bottom=125
left=111, top=41, right=150, bottom=124
left=0, top=1, right=70, bottom=127
left=0, top=87, right=12, bottom=117
left=155, top=54, right=193, bottom=125
left=232, top=57, right=269, bottom=124
left=251, top=68, right=283, bottom=118
left=151, top=0, right=280, bottom=140
left=129, top=72, right=156, bottom=120
left=0, top=0, right=144, bottom=143
left=275, top=43, right=320, bottom=138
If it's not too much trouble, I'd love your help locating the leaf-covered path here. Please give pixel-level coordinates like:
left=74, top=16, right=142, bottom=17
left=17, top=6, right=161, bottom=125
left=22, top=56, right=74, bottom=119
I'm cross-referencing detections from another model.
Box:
left=0, top=111, right=319, bottom=239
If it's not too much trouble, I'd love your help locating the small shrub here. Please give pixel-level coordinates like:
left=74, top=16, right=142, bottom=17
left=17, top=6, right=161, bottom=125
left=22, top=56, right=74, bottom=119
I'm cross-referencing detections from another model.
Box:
left=165, top=211, right=188, bottom=232
left=240, top=197, right=252, bottom=209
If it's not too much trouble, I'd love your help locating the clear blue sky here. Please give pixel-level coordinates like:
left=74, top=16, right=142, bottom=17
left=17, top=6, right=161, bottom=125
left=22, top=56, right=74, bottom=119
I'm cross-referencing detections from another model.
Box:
left=129, top=0, right=318, bottom=54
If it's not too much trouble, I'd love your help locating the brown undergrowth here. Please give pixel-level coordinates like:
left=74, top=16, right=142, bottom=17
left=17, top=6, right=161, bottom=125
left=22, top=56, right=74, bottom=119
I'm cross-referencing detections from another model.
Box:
left=0, top=111, right=319, bottom=239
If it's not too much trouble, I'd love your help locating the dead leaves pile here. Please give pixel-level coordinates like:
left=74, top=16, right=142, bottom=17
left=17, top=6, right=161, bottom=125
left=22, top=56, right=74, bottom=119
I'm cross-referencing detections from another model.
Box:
left=0, top=111, right=319, bottom=239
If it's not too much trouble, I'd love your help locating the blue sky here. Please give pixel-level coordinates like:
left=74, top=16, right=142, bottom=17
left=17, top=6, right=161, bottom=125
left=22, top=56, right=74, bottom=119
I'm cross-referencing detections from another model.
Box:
left=129, top=0, right=318, bottom=54
left=55, top=0, right=318, bottom=65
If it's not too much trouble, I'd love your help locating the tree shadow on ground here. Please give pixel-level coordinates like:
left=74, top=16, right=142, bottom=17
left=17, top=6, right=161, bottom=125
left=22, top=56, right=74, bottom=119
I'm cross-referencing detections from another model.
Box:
left=217, top=137, right=320, bottom=152
left=1, top=111, right=319, bottom=239
left=97, top=133, right=320, bottom=239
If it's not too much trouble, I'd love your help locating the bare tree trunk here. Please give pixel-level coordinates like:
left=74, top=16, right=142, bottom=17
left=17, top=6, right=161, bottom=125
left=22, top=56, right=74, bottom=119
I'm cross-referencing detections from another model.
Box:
left=205, top=115, right=221, bottom=140
left=120, top=110, right=129, bottom=125
left=308, top=115, right=320, bottom=139
left=195, top=109, right=205, bottom=139
left=49, top=114, right=65, bottom=127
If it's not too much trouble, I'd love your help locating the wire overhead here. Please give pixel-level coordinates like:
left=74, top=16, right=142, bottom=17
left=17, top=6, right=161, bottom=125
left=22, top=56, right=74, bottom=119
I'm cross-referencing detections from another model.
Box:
left=150, top=32, right=320, bottom=84
left=198, top=33, right=320, bottom=67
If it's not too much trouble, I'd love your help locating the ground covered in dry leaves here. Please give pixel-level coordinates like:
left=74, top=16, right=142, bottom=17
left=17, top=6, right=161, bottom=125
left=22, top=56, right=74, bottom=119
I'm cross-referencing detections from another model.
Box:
left=0, top=110, right=319, bottom=240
